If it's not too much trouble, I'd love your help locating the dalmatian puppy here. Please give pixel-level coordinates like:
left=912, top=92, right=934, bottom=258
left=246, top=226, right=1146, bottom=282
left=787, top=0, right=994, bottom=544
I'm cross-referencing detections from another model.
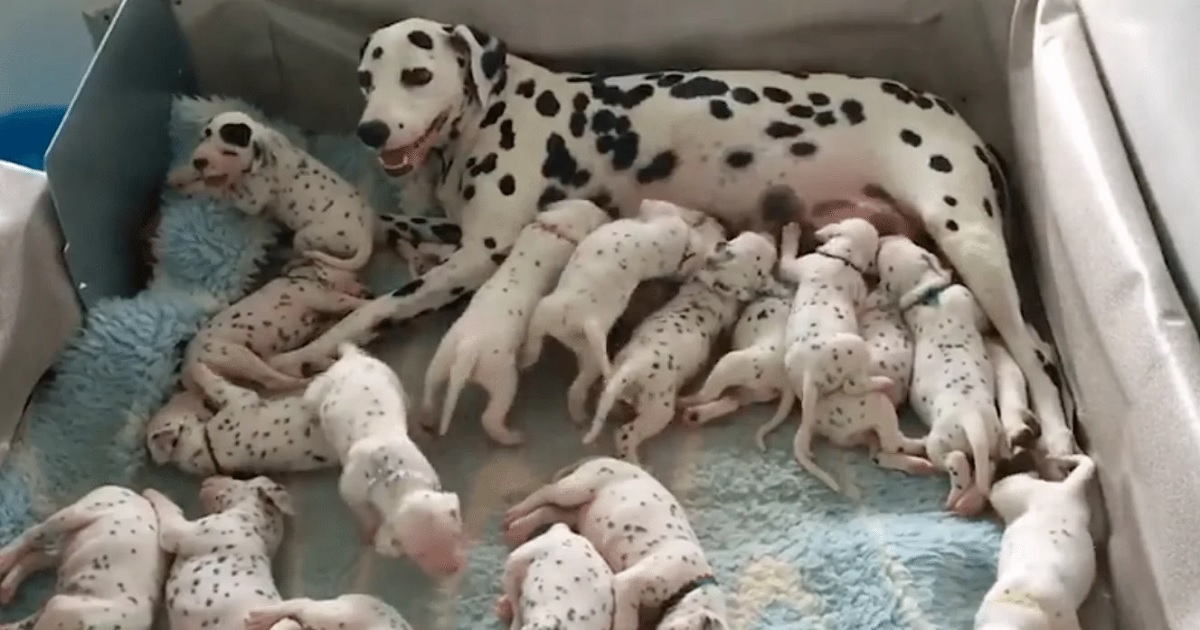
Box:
left=975, top=455, right=1097, bottom=630
left=878, top=235, right=1008, bottom=516
left=142, top=476, right=298, bottom=630
left=167, top=111, right=376, bottom=271
left=859, top=285, right=915, bottom=404
left=493, top=522, right=615, bottom=630
left=0, top=486, right=166, bottom=630
left=147, top=363, right=336, bottom=476
left=777, top=219, right=895, bottom=484
left=268, top=17, right=1066, bottom=463
left=180, top=260, right=370, bottom=394
left=423, top=199, right=611, bottom=445
left=503, top=457, right=727, bottom=630
left=522, top=199, right=725, bottom=423
left=584, top=231, right=778, bottom=463
left=678, top=277, right=795, bottom=428
left=304, top=343, right=467, bottom=576
left=244, top=594, right=414, bottom=630
left=146, top=388, right=213, bottom=466
left=987, top=335, right=1042, bottom=449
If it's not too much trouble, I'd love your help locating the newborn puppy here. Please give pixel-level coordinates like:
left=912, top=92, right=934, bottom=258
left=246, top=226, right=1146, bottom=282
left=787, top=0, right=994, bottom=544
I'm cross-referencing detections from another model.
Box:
left=181, top=260, right=370, bottom=393
left=584, top=231, right=778, bottom=463
left=878, top=235, right=1008, bottom=516
left=244, top=594, right=414, bottom=630
left=168, top=111, right=376, bottom=270
left=503, top=458, right=728, bottom=630
left=986, top=336, right=1042, bottom=449
left=976, top=455, right=1097, bottom=630
left=523, top=199, right=725, bottom=423
left=859, top=286, right=915, bottom=405
left=494, top=522, right=615, bottom=630
left=144, top=476, right=297, bottom=630
left=147, top=362, right=336, bottom=475
left=0, top=486, right=166, bottom=630
left=423, top=199, right=611, bottom=445
left=305, top=343, right=467, bottom=576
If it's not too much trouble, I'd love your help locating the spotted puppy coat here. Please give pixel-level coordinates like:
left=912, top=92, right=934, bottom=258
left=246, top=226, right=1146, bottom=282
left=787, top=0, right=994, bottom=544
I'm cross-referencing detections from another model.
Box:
left=181, top=260, right=370, bottom=394
left=304, top=343, right=467, bottom=577
left=585, top=231, right=778, bottom=463
left=147, top=363, right=336, bottom=476
left=494, top=522, right=615, bottom=630
left=976, top=455, right=1097, bottom=630
left=423, top=199, right=612, bottom=445
left=522, top=199, right=725, bottom=423
left=0, top=486, right=166, bottom=630
left=503, top=457, right=727, bottom=630
left=679, top=277, right=795, bottom=429
left=244, top=594, right=414, bottom=630
left=878, top=235, right=1008, bottom=516
left=143, top=477, right=299, bottom=630
left=272, top=18, right=1067, bottom=456
left=168, top=111, right=376, bottom=271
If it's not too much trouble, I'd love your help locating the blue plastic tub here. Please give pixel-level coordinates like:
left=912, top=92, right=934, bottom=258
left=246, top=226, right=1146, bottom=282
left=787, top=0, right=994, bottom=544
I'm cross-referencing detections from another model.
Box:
left=0, top=106, right=69, bottom=171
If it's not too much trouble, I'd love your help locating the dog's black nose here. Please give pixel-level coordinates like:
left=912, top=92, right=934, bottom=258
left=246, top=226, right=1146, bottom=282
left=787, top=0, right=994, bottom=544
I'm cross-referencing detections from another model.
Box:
left=192, top=157, right=208, bottom=171
left=356, top=120, right=391, bottom=148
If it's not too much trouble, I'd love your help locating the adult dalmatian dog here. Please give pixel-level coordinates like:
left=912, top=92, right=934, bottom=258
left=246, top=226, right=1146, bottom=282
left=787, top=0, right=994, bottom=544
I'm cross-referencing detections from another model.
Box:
left=268, top=16, right=1071, bottom=456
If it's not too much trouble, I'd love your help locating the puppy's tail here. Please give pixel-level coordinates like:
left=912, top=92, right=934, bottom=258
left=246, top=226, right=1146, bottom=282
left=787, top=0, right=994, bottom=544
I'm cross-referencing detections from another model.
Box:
left=520, top=300, right=552, bottom=369
left=583, top=358, right=642, bottom=445
left=582, top=316, right=613, bottom=380
left=754, top=391, right=796, bottom=451
left=793, top=369, right=839, bottom=492
left=440, top=339, right=479, bottom=437
left=962, top=409, right=996, bottom=499
left=304, top=244, right=373, bottom=272
left=1060, top=454, right=1096, bottom=498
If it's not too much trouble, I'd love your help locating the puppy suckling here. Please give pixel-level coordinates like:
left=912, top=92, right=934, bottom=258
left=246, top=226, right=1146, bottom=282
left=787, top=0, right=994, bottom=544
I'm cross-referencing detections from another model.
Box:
left=494, top=522, right=615, bottom=630
left=0, top=486, right=166, bottom=630
left=304, top=343, right=467, bottom=576
left=503, top=457, right=728, bottom=630
left=975, top=455, right=1097, bottom=630
left=147, top=362, right=336, bottom=476
left=584, top=231, right=778, bottom=463
left=168, top=111, right=376, bottom=270
left=244, top=594, right=414, bottom=630
left=878, top=234, right=1009, bottom=516
left=778, top=219, right=893, bottom=489
left=522, top=199, right=725, bottom=423
left=180, top=260, right=370, bottom=393
left=144, top=476, right=298, bottom=630
left=423, top=199, right=611, bottom=446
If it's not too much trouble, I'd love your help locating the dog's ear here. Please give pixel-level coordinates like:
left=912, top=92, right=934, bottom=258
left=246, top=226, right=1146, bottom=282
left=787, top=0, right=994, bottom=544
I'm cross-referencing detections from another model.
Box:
left=218, top=120, right=253, bottom=148
left=146, top=424, right=181, bottom=463
left=448, top=24, right=508, bottom=104
left=255, top=482, right=295, bottom=516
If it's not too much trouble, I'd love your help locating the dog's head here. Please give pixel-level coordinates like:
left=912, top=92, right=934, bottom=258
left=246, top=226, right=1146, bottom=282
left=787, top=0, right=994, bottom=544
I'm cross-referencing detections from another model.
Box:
left=813, top=217, right=880, bottom=274
left=876, top=235, right=952, bottom=308
left=658, top=584, right=730, bottom=630
left=356, top=18, right=507, bottom=176
left=377, top=488, right=467, bottom=577
left=697, top=231, right=778, bottom=303
left=199, top=476, right=294, bottom=547
left=146, top=390, right=212, bottom=467
left=167, top=111, right=282, bottom=194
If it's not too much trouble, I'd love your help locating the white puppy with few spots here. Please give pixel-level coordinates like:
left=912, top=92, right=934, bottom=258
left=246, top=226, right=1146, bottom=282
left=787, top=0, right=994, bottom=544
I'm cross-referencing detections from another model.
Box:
left=503, top=458, right=728, bottom=630
left=304, top=343, right=467, bottom=576
left=522, top=199, right=725, bottom=423
left=181, top=260, right=370, bottom=393
left=0, top=486, right=166, bottom=630
left=494, top=522, right=615, bottom=630
left=976, top=455, right=1097, bottom=630
left=244, top=594, right=414, bottom=630
left=878, top=235, right=1008, bottom=516
left=423, top=199, right=611, bottom=445
left=147, top=363, right=336, bottom=476
left=584, top=231, right=778, bottom=463
left=143, top=476, right=299, bottom=630
left=168, top=111, right=376, bottom=271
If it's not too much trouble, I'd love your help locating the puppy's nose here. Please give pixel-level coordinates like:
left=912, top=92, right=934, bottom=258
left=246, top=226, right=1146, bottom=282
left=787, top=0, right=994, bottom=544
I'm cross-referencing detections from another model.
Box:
left=192, top=157, right=209, bottom=171
left=356, top=119, right=391, bottom=148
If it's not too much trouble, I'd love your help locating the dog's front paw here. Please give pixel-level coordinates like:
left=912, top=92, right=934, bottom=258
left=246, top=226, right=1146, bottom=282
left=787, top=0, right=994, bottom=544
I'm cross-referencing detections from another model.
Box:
left=494, top=595, right=515, bottom=622
left=244, top=610, right=287, bottom=630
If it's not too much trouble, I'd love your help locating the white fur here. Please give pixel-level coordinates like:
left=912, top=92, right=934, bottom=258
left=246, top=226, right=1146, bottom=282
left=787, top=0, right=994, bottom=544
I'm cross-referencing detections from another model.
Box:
left=244, top=594, right=414, bottom=630
left=495, top=522, right=614, bottom=630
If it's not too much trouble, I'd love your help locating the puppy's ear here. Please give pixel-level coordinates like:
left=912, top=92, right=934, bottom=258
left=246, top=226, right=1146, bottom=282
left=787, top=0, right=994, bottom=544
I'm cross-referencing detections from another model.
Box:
left=255, top=483, right=295, bottom=516
left=146, top=425, right=181, bottom=463
left=218, top=120, right=253, bottom=148
left=449, top=24, right=508, bottom=105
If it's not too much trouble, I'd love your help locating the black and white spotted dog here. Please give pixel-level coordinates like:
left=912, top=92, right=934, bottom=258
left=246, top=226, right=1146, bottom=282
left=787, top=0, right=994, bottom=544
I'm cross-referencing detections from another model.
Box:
left=494, top=522, right=615, bottom=630
left=265, top=16, right=1067, bottom=457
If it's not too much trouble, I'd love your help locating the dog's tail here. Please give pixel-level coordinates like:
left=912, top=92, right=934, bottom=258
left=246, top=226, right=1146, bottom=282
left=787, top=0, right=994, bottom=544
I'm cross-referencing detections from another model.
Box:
left=304, top=244, right=373, bottom=272
left=583, top=357, right=642, bottom=445
left=423, top=330, right=457, bottom=416
left=1059, top=454, right=1096, bottom=498
left=754, top=391, right=796, bottom=451
left=582, top=316, right=613, bottom=380
left=520, top=300, right=553, bottom=369
left=793, top=369, right=839, bottom=492
left=962, top=408, right=996, bottom=498
left=440, top=339, right=479, bottom=437
left=684, top=348, right=754, bottom=406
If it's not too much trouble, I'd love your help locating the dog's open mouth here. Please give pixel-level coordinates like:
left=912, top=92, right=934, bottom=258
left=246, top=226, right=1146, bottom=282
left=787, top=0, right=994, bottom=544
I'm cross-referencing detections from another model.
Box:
left=379, top=111, right=449, bottom=177
left=202, top=174, right=229, bottom=187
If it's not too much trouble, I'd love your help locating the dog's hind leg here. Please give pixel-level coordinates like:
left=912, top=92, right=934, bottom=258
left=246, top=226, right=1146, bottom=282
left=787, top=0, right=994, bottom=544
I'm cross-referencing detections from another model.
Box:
left=477, top=353, right=524, bottom=446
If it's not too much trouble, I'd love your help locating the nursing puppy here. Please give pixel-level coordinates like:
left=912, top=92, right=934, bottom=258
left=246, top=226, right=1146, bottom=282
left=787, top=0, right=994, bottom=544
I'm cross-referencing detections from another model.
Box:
left=244, top=594, right=414, bottom=630
left=0, top=486, right=166, bottom=630
left=305, top=343, right=467, bottom=576
left=147, top=363, right=336, bottom=476
left=494, top=522, right=615, bottom=630
left=522, top=199, right=725, bottom=423
left=168, top=111, right=376, bottom=270
left=975, top=455, right=1097, bottom=630
left=679, top=277, right=795, bottom=427
left=878, top=235, right=1008, bottom=516
left=584, top=231, right=778, bottom=463
left=423, top=199, right=611, bottom=445
left=181, top=260, right=370, bottom=394
left=143, top=476, right=298, bottom=630
left=778, top=220, right=893, bottom=483
left=503, top=458, right=728, bottom=630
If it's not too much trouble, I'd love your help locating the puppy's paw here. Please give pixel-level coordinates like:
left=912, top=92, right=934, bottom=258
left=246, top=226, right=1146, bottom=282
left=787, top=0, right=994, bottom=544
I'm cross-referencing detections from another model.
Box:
left=494, top=595, right=514, bottom=622
left=244, top=610, right=286, bottom=630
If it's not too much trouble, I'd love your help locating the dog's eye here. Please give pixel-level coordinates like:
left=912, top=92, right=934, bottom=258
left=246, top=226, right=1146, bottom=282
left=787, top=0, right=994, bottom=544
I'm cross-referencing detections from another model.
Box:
left=401, top=67, right=433, bottom=87
left=357, top=70, right=373, bottom=91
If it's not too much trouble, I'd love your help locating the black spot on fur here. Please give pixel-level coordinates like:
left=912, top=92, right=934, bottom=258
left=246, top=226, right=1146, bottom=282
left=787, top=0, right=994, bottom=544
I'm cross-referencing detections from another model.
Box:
left=499, top=120, right=515, bottom=150
left=945, top=219, right=959, bottom=231
left=515, top=79, right=536, bottom=98
left=542, top=133, right=591, bottom=188
left=569, top=112, right=588, bottom=137
left=808, top=92, right=830, bottom=106
left=943, top=195, right=957, bottom=206
left=914, top=95, right=934, bottom=110
left=589, top=190, right=619, bottom=218
left=709, top=100, right=733, bottom=120
left=934, top=96, right=956, bottom=115
left=669, top=77, right=729, bottom=99
left=537, top=186, right=568, bottom=209
left=635, top=151, right=677, bottom=183
left=787, top=104, right=813, bottom=118
left=431, top=224, right=462, bottom=245
left=462, top=185, right=476, bottom=200
left=484, top=237, right=497, bottom=249
left=840, top=99, right=866, bottom=125
left=535, top=90, right=561, bottom=117
left=480, top=101, right=506, bottom=127
left=762, top=87, right=792, bottom=103
left=790, top=142, right=818, bottom=157
left=392, top=278, right=424, bottom=297
left=983, top=199, right=994, bottom=217
left=469, top=153, right=499, bottom=177
left=900, top=129, right=923, bottom=147
left=765, top=121, right=803, bottom=139
left=929, top=155, right=953, bottom=173
left=498, top=174, right=516, bottom=196
left=370, top=47, right=382, bottom=60
left=725, top=150, right=753, bottom=168
left=358, top=38, right=371, bottom=61
left=587, top=81, right=656, bottom=109
left=994, top=448, right=1039, bottom=481
left=656, top=73, right=686, bottom=87
left=219, top=122, right=252, bottom=147
left=491, top=252, right=508, bottom=266
left=814, top=112, right=836, bottom=127
left=407, top=30, right=434, bottom=50
left=880, top=81, right=916, bottom=105
left=731, top=87, right=759, bottom=104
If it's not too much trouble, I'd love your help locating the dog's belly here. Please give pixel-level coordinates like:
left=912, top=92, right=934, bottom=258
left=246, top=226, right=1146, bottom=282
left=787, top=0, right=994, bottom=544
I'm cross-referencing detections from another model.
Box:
left=579, top=490, right=694, bottom=569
